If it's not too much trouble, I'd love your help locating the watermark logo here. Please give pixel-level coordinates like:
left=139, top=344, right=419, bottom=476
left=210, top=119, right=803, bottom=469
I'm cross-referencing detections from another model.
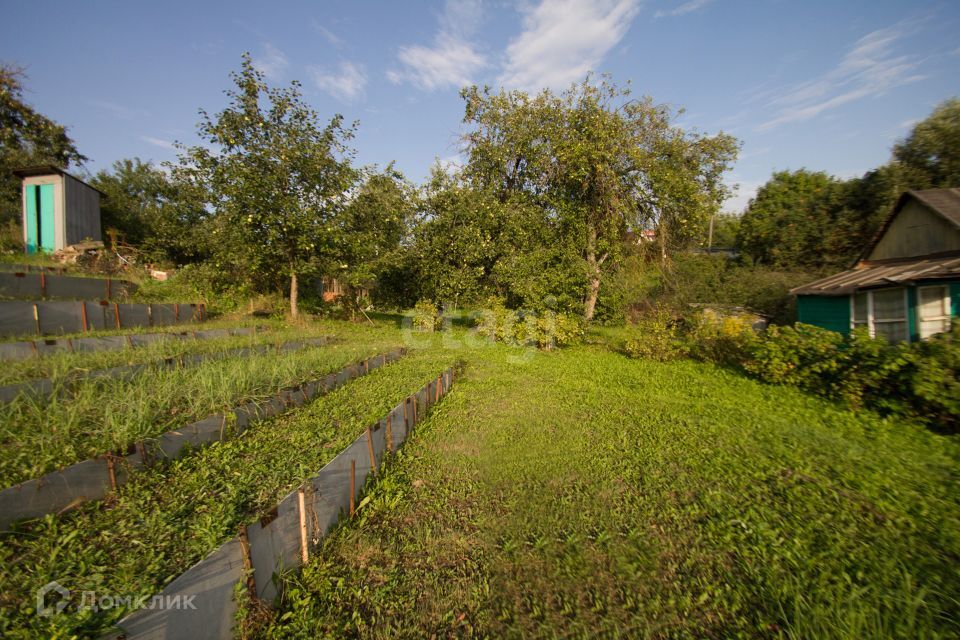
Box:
left=36, top=581, right=70, bottom=617
left=34, top=581, right=196, bottom=617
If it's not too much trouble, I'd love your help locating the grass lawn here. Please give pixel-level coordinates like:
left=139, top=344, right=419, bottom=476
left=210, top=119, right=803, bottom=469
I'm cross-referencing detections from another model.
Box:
left=256, top=337, right=960, bottom=639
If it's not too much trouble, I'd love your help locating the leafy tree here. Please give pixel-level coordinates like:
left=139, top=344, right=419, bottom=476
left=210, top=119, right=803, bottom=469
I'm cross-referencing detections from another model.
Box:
left=0, top=64, right=86, bottom=228
left=893, top=97, right=960, bottom=188
left=91, top=158, right=209, bottom=264
left=737, top=170, right=840, bottom=268
left=460, top=78, right=737, bottom=321
left=179, top=54, right=357, bottom=317
left=337, top=164, right=414, bottom=314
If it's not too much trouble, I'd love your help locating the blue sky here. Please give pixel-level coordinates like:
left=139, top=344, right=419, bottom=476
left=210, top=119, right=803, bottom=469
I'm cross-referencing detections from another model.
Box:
left=3, top=0, right=958, bottom=212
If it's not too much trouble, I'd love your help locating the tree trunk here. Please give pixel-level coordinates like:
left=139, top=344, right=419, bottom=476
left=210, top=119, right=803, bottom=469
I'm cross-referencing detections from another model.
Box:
left=583, top=225, right=601, bottom=322
left=289, top=269, right=299, bottom=319
left=584, top=269, right=601, bottom=322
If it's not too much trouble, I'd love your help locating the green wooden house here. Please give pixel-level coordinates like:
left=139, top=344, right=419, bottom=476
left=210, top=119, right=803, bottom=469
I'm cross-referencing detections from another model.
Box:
left=792, top=188, right=960, bottom=342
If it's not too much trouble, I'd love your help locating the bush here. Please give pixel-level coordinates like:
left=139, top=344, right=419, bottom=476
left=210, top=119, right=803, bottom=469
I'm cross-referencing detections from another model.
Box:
left=412, top=299, right=441, bottom=332
left=623, top=309, right=689, bottom=362
left=739, top=322, right=959, bottom=429
left=686, top=310, right=758, bottom=367
left=476, top=299, right=583, bottom=350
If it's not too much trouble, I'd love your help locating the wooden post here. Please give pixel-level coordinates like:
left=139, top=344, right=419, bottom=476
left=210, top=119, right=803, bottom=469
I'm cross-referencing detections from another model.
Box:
left=297, top=486, right=310, bottom=564
left=385, top=415, right=394, bottom=454
left=32, top=303, right=40, bottom=335
left=349, top=460, right=356, bottom=517
left=106, top=278, right=112, bottom=300
left=366, top=426, right=377, bottom=475
left=436, top=375, right=442, bottom=402
left=113, top=303, right=121, bottom=329
left=39, top=272, right=46, bottom=298
left=174, top=303, right=180, bottom=322
left=403, top=396, right=409, bottom=430
left=238, top=525, right=258, bottom=602
left=80, top=302, right=88, bottom=332
left=147, top=304, right=153, bottom=327
left=105, top=455, right=117, bottom=491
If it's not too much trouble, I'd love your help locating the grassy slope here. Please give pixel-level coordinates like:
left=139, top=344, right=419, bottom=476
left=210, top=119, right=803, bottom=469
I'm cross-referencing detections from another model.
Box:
left=259, top=341, right=960, bottom=639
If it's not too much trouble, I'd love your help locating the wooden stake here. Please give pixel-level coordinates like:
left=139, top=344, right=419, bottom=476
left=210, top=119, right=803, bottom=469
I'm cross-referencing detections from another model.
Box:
left=80, top=302, right=88, bottom=332
left=403, top=396, right=409, bottom=430
left=32, top=304, right=40, bottom=335
left=105, top=278, right=112, bottom=299
left=238, top=525, right=258, bottom=601
left=436, top=376, right=442, bottom=402
left=297, top=486, right=310, bottom=564
left=349, top=460, right=356, bottom=517
left=366, top=426, right=377, bottom=475
left=113, top=302, right=121, bottom=329
left=39, top=272, right=46, bottom=298
left=105, top=455, right=117, bottom=491
left=385, top=415, right=394, bottom=454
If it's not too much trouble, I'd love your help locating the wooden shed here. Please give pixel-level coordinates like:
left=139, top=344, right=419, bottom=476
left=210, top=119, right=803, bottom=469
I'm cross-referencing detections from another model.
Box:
left=13, top=165, right=104, bottom=254
left=792, top=188, right=960, bottom=342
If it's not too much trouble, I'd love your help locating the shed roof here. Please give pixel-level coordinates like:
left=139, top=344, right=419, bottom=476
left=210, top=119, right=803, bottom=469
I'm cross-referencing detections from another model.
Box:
left=12, top=165, right=107, bottom=196
left=791, top=251, right=960, bottom=296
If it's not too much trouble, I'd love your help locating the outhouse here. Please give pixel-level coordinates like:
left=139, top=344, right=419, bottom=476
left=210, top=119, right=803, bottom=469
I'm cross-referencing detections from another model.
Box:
left=13, top=165, right=104, bottom=253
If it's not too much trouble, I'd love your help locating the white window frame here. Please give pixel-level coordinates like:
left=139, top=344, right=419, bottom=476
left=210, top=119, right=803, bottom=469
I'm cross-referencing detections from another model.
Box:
left=850, top=287, right=910, bottom=342
left=916, top=284, right=952, bottom=340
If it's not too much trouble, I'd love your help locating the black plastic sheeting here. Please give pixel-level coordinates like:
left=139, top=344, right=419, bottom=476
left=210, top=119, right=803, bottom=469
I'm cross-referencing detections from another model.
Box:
left=0, top=272, right=137, bottom=300
left=0, top=306, right=215, bottom=359
left=107, top=369, right=453, bottom=640
left=0, top=336, right=334, bottom=403
left=0, top=301, right=205, bottom=338
left=0, top=349, right=408, bottom=528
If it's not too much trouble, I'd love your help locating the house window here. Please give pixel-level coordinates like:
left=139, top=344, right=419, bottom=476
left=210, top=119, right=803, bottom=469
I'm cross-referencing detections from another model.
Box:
left=917, top=285, right=951, bottom=339
left=850, top=287, right=909, bottom=342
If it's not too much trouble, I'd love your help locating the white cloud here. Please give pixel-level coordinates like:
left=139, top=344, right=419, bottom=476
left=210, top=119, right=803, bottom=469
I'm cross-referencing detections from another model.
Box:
left=387, top=0, right=488, bottom=91
left=310, top=61, right=368, bottom=102
left=498, top=0, right=641, bottom=92
left=140, top=135, right=175, bottom=150
left=89, top=100, right=148, bottom=120
left=655, top=0, right=712, bottom=18
left=252, top=43, right=289, bottom=81
left=757, top=22, right=926, bottom=131
left=312, top=21, right=344, bottom=48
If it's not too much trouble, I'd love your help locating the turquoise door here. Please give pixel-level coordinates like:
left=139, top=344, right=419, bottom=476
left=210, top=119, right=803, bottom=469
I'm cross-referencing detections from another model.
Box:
left=24, top=184, right=55, bottom=253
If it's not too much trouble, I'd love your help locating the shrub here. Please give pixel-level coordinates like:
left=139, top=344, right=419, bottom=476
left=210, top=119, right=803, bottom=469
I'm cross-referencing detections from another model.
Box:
left=412, top=299, right=441, bottom=332
left=686, top=311, right=758, bottom=367
left=475, top=299, right=583, bottom=350
left=624, top=309, right=689, bottom=362
left=737, top=322, right=959, bottom=429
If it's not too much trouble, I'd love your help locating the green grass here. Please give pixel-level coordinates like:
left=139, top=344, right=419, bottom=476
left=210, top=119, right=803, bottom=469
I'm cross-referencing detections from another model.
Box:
left=0, top=324, right=403, bottom=485
left=0, top=321, right=310, bottom=386
left=256, top=341, right=960, bottom=639
left=0, top=346, right=455, bottom=638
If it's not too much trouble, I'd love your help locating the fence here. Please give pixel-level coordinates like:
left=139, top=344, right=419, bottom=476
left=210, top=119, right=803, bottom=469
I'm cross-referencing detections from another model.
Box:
left=0, top=350, right=407, bottom=528
left=0, top=300, right=206, bottom=338
left=0, top=272, right=137, bottom=300
left=0, top=336, right=334, bottom=403
left=105, top=368, right=454, bottom=640
left=0, top=319, right=242, bottom=362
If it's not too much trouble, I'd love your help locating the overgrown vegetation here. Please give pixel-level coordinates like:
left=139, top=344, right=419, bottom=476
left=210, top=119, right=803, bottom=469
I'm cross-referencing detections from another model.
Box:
left=624, top=311, right=960, bottom=431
